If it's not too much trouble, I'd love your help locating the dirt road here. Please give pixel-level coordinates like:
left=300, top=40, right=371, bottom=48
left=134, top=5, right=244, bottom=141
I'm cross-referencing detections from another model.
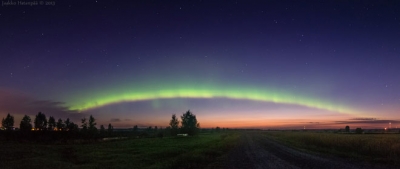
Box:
left=222, top=132, right=394, bottom=169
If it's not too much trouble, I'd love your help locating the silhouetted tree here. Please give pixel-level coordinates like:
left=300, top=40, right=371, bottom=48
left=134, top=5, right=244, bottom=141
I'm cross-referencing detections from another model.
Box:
left=68, top=122, right=79, bottom=132
left=100, top=125, right=106, bottom=136
left=2, top=113, right=14, bottom=130
left=108, top=123, right=113, bottom=136
left=81, top=117, right=88, bottom=132
left=20, top=115, right=32, bottom=131
left=154, top=126, right=158, bottom=132
left=48, top=116, right=56, bottom=131
left=345, top=126, right=350, bottom=132
left=34, top=112, right=47, bottom=130
left=355, top=128, right=363, bottom=134
left=56, top=118, right=65, bottom=131
left=88, top=115, right=97, bottom=133
left=216, top=126, right=221, bottom=132
left=180, top=110, right=200, bottom=136
left=156, top=126, right=164, bottom=138
left=169, top=114, right=179, bottom=136
left=147, top=126, right=153, bottom=133
left=132, top=125, right=138, bottom=136
left=64, top=118, right=71, bottom=130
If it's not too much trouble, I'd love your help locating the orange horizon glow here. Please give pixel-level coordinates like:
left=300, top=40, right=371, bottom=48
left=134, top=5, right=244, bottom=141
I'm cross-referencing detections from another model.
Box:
left=1, top=98, right=399, bottom=130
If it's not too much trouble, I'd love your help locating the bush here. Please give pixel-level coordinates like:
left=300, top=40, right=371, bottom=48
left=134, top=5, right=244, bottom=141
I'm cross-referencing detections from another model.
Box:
left=355, top=128, right=363, bottom=134
left=157, top=132, right=164, bottom=138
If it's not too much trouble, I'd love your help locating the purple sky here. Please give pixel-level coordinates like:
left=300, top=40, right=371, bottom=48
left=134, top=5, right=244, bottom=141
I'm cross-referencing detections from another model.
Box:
left=1, top=1, right=399, bottom=129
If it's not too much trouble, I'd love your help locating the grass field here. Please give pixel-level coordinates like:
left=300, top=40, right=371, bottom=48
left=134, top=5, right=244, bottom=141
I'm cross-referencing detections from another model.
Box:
left=263, top=131, right=400, bottom=164
left=0, top=132, right=239, bottom=169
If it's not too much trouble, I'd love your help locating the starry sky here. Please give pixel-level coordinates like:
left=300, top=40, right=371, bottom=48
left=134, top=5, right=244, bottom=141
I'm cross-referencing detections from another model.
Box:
left=1, top=1, right=399, bottom=129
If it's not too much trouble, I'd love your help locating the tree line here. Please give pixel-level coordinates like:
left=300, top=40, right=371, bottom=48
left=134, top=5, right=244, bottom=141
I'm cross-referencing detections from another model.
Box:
left=1, top=112, right=115, bottom=141
left=1, top=112, right=113, bottom=133
left=1, top=109, right=218, bottom=141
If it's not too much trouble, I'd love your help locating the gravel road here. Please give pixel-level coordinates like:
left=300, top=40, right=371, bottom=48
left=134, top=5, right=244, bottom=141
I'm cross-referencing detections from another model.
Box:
left=221, top=132, right=395, bottom=169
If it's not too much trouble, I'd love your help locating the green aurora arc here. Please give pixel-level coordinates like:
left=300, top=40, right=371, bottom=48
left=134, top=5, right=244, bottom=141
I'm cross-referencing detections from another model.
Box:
left=65, top=82, right=361, bottom=116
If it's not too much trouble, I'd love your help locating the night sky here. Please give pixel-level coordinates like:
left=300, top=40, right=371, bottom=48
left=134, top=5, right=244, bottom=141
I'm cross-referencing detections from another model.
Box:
left=1, top=1, right=399, bottom=129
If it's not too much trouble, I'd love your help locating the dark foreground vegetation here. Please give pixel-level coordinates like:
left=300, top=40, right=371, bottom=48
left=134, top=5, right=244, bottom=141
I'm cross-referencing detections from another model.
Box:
left=3, top=111, right=400, bottom=168
left=0, top=110, right=240, bottom=168
left=0, top=132, right=239, bottom=169
left=263, top=131, right=400, bottom=165
left=1, top=130, right=400, bottom=168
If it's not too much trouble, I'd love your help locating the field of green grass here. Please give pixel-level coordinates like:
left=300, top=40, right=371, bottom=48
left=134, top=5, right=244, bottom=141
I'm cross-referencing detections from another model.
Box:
left=263, top=131, right=400, bottom=164
left=0, top=132, right=239, bottom=169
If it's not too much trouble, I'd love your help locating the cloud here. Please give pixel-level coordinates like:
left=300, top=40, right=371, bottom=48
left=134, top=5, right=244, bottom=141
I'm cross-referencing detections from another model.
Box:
left=124, top=119, right=131, bottom=121
left=349, top=118, right=377, bottom=121
left=0, top=88, right=82, bottom=121
left=307, top=122, right=320, bottom=124
left=110, top=118, right=121, bottom=122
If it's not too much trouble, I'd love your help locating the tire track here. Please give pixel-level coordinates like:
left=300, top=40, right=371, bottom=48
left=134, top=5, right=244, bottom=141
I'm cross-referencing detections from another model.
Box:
left=223, top=132, right=395, bottom=169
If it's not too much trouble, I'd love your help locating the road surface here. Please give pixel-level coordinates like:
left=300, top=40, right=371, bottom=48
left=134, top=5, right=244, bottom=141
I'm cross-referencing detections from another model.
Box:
left=219, top=132, right=394, bottom=169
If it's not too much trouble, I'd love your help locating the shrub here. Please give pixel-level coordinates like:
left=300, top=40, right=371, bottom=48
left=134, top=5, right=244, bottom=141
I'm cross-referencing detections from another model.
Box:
left=355, top=128, right=363, bottom=134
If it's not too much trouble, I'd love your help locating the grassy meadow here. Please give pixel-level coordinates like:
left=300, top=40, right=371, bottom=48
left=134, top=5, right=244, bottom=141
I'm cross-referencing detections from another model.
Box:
left=0, top=132, right=239, bottom=169
left=263, top=131, right=400, bottom=164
